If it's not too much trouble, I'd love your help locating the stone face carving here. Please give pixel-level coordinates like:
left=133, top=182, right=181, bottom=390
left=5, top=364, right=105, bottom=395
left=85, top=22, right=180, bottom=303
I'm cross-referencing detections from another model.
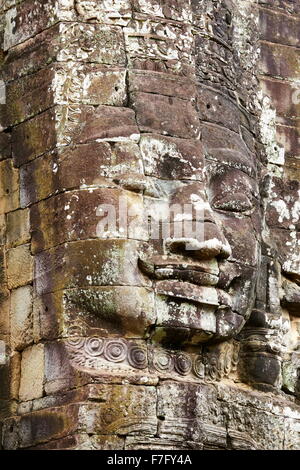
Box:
left=0, top=0, right=300, bottom=450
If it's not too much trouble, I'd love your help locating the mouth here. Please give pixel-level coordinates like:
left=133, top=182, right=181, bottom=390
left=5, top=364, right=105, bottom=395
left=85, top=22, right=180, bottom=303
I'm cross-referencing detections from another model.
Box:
left=139, top=256, right=219, bottom=284
left=139, top=257, right=232, bottom=308
left=155, top=279, right=232, bottom=309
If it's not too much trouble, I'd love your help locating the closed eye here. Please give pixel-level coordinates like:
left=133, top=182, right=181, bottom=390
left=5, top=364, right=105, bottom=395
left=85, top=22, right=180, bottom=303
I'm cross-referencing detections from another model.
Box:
left=113, top=174, right=162, bottom=198
left=211, top=192, right=254, bottom=213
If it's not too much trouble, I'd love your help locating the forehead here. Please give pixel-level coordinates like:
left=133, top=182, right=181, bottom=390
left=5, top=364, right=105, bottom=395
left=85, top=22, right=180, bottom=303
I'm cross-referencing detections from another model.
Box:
left=201, top=123, right=257, bottom=179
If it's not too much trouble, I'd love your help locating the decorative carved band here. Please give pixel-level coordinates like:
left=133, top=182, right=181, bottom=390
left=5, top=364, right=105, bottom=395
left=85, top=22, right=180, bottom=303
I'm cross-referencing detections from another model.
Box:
left=66, top=336, right=239, bottom=381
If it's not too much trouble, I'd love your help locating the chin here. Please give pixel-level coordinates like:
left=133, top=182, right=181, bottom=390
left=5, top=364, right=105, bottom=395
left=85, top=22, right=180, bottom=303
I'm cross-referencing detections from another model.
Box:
left=151, top=290, right=246, bottom=348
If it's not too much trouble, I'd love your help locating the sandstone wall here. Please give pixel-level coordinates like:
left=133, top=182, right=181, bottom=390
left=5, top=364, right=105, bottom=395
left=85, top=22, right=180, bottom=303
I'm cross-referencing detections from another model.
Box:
left=0, top=0, right=299, bottom=450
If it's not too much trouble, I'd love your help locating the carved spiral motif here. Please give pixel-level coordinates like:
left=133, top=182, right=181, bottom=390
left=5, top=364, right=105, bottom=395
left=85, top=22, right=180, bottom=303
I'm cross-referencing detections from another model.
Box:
left=67, top=337, right=86, bottom=350
left=104, top=339, right=127, bottom=363
left=128, top=345, right=148, bottom=369
left=84, top=337, right=105, bottom=357
left=174, top=353, right=192, bottom=375
left=193, top=356, right=205, bottom=379
left=153, top=351, right=174, bottom=373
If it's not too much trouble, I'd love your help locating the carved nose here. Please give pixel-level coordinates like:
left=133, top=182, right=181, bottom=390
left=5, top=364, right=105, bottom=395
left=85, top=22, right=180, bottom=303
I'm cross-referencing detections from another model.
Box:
left=165, top=222, right=231, bottom=260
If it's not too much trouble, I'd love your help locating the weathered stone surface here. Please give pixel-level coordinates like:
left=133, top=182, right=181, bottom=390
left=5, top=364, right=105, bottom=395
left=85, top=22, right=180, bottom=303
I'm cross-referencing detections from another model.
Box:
left=6, top=244, right=33, bottom=289
left=259, top=7, right=300, bottom=47
left=3, top=22, right=126, bottom=81
left=0, top=159, right=19, bottom=214
left=196, top=86, right=240, bottom=133
left=1, top=64, right=127, bottom=127
left=266, top=177, right=300, bottom=230
left=0, top=67, right=54, bottom=128
left=140, top=134, right=204, bottom=180
left=33, top=286, right=155, bottom=340
left=3, top=0, right=73, bottom=50
left=77, top=384, right=157, bottom=436
left=129, top=70, right=196, bottom=100
left=157, top=382, right=226, bottom=446
left=261, top=78, right=300, bottom=119
left=12, top=107, right=57, bottom=167
left=124, top=18, right=194, bottom=75
left=1, top=0, right=300, bottom=452
left=20, top=141, right=143, bottom=206
left=282, top=279, right=300, bottom=315
left=0, top=132, right=11, bottom=161
left=2, top=404, right=79, bottom=449
left=12, top=104, right=140, bottom=167
left=30, top=187, right=147, bottom=254
left=260, top=42, right=300, bottom=81
left=19, top=344, right=44, bottom=402
left=44, top=342, right=79, bottom=395
left=6, top=208, right=30, bottom=247
left=258, top=0, right=300, bottom=15
left=34, top=239, right=150, bottom=295
left=276, top=123, right=300, bottom=158
left=10, top=286, right=33, bottom=350
left=132, top=92, right=200, bottom=138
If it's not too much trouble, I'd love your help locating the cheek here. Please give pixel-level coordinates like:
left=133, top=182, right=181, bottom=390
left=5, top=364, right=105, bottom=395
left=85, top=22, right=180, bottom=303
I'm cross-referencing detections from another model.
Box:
left=218, top=261, right=258, bottom=318
left=217, top=213, right=260, bottom=267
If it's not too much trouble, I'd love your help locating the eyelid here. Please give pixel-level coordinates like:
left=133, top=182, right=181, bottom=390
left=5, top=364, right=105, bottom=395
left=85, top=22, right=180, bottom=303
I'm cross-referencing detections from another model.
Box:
left=113, top=174, right=161, bottom=198
left=212, top=193, right=254, bottom=212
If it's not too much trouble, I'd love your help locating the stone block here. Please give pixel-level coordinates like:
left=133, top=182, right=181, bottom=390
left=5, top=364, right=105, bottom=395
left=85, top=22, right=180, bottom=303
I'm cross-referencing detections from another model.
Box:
left=276, top=123, right=300, bottom=157
left=7, top=244, right=33, bottom=289
left=3, top=22, right=126, bottom=82
left=1, top=67, right=54, bottom=128
left=124, top=18, right=194, bottom=75
left=0, top=214, right=5, bottom=245
left=77, top=384, right=157, bottom=435
left=3, top=0, right=74, bottom=50
left=0, top=290, right=10, bottom=337
left=34, top=239, right=151, bottom=295
left=133, top=0, right=193, bottom=21
left=30, top=187, right=147, bottom=254
left=2, top=404, right=79, bottom=449
left=157, top=382, right=226, bottom=445
left=12, top=107, right=57, bottom=167
left=259, top=7, right=300, bottom=47
left=129, top=70, right=196, bottom=100
left=44, top=341, right=76, bottom=395
left=20, top=141, right=143, bottom=206
left=258, top=0, right=300, bottom=15
left=73, top=105, right=140, bottom=145
left=12, top=105, right=140, bottom=167
left=260, top=42, right=300, bottom=81
left=201, top=122, right=250, bottom=156
left=282, top=279, right=300, bottom=315
left=34, top=286, right=155, bottom=340
left=270, top=228, right=300, bottom=282
left=196, top=86, right=240, bottom=133
left=6, top=208, right=30, bottom=247
left=140, top=134, right=204, bottom=180
left=10, top=285, right=33, bottom=350
left=266, top=177, right=300, bottom=229
left=19, top=343, right=44, bottom=401
left=0, top=132, right=11, bottom=161
left=260, top=77, right=300, bottom=119
left=74, top=0, right=131, bottom=22
left=132, top=92, right=200, bottom=139
left=3, top=64, right=128, bottom=128
left=0, top=159, right=19, bottom=214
